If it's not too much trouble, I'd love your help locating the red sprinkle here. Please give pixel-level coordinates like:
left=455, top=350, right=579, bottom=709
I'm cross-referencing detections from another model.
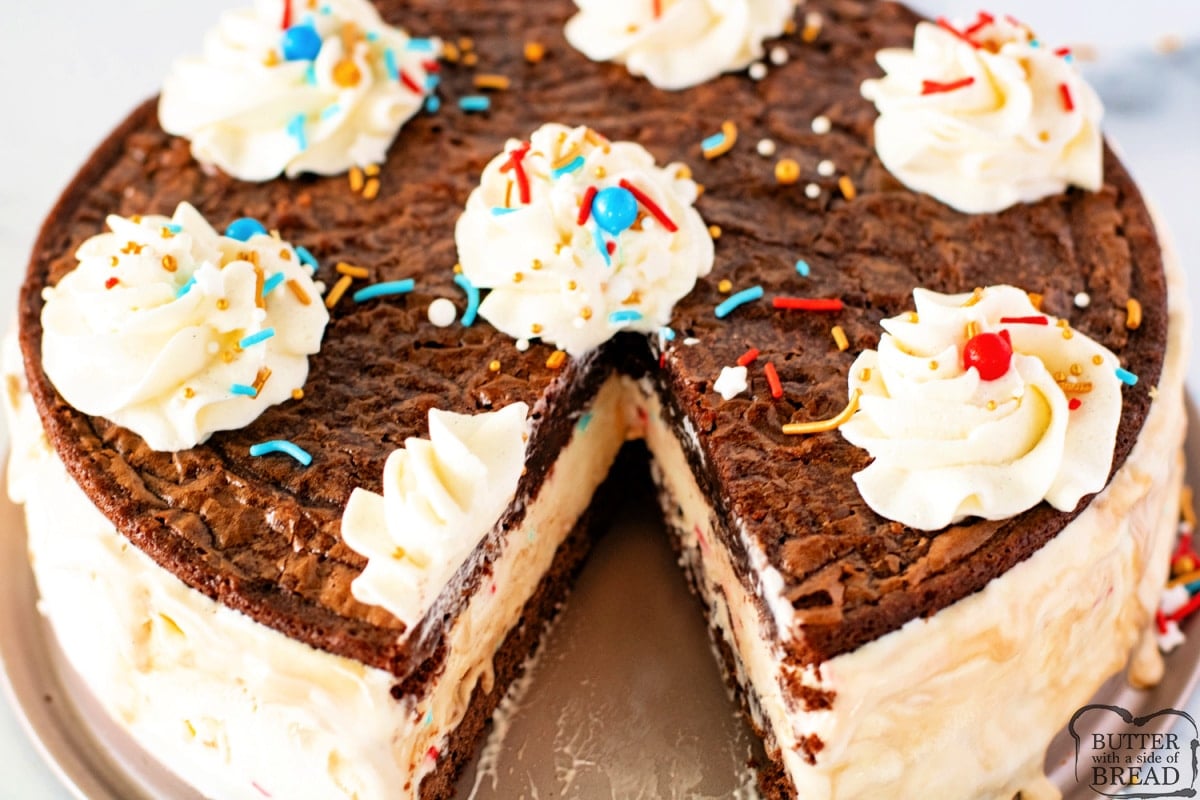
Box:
left=281, top=0, right=291, bottom=30
left=736, top=347, right=760, bottom=367
left=653, top=0, right=662, bottom=18
left=252, top=781, right=272, bottom=798
left=963, top=12, right=995, bottom=37
left=773, top=297, right=844, bottom=312
left=1059, top=83, right=1075, bottom=112
left=426, top=746, right=440, bottom=761
left=619, top=179, right=678, bottom=233
left=577, top=186, right=598, bottom=225
left=422, top=60, right=440, bottom=73
left=104, top=277, right=119, bottom=290
left=921, top=76, right=976, bottom=95
left=764, top=362, right=783, bottom=399
left=1068, top=398, right=1082, bottom=411
left=937, top=17, right=980, bottom=48
left=999, top=316, right=1049, bottom=325
left=1053, top=47, right=1072, bottom=58
left=399, top=70, right=423, bottom=95
left=500, top=143, right=533, bottom=205
left=1169, top=594, right=1200, bottom=625
left=606, top=240, right=616, bottom=256
left=1156, top=609, right=1169, bottom=635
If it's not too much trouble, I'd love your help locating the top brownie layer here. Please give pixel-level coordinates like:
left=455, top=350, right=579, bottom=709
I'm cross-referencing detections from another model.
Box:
left=18, top=0, right=1166, bottom=676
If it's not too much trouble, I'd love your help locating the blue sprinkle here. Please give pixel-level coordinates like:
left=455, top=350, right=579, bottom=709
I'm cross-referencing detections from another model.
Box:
left=424, top=710, right=433, bottom=726
left=281, top=24, right=322, bottom=62
left=491, top=206, right=519, bottom=216
left=352, top=279, right=416, bottom=303
left=175, top=277, right=196, bottom=298
left=715, top=285, right=764, bottom=319
left=659, top=326, right=676, bottom=341
left=1063, top=53, right=1074, bottom=64
left=425, top=95, right=442, bottom=113
left=458, top=95, right=490, bottom=113
left=425, top=74, right=441, bottom=91
left=249, top=440, right=313, bottom=467
left=225, top=217, right=267, bottom=241
left=320, top=104, right=341, bottom=120
left=366, top=31, right=379, bottom=43
left=1115, top=367, right=1139, bottom=386
left=262, top=272, right=286, bottom=296
left=384, top=49, right=399, bottom=81
left=238, top=328, right=276, bottom=349
left=319, top=5, right=332, bottom=15
left=1029, top=39, right=1040, bottom=48
left=795, top=259, right=811, bottom=277
left=577, top=411, right=593, bottom=432
left=296, top=246, right=319, bottom=273
left=608, top=309, right=643, bottom=325
left=701, top=131, right=726, bottom=152
left=287, top=113, right=308, bottom=151
left=304, top=63, right=317, bottom=85
left=552, top=156, right=585, bottom=178
left=592, top=224, right=611, bottom=267
left=164, top=223, right=183, bottom=234
left=407, top=38, right=436, bottom=53
left=231, top=383, right=259, bottom=397
left=453, top=274, right=480, bottom=327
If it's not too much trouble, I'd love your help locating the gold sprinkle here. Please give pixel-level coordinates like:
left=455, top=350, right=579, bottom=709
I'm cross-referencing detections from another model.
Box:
left=185, top=720, right=197, bottom=738
left=462, top=52, right=478, bottom=67
left=784, top=19, right=797, bottom=35
left=531, top=259, right=544, bottom=271
left=1070, top=363, right=1083, bottom=376
left=963, top=287, right=984, bottom=307
left=336, top=262, right=370, bottom=279
left=965, top=321, right=980, bottom=340
left=488, top=359, right=501, bottom=373
left=252, top=366, right=272, bottom=394
left=554, top=242, right=566, bottom=255
left=907, top=312, right=919, bottom=323
left=580, top=307, right=593, bottom=321
left=364, top=164, right=380, bottom=177
left=1056, top=318, right=1069, bottom=328
left=531, top=323, right=543, bottom=335
left=838, top=175, right=857, bottom=200
left=584, top=128, right=605, bottom=148
left=110, top=255, right=119, bottom=267
left=622, top=290, right=642, bottom=306
left=545, top=350, right=567, bottom=370
left=161, top=226, right=176, bottom=239
left=1054, top=371, right=1067, bottom=382
left=782, top=389, right=862, bottom=435
left=121, top=241, right=146, bottom=255
left=801, top=12, right=823, bottom=43
left=1182, top=486, right=1196, bottom=528
left=442, top=42, right=460, bottom=63
left=453, top=263, right=463, bottom=274
left=1038, top=130, right=1051, bottom=143
left=286, top=279, right=312, bottom=306
left=184, top=387, right=195, bottom=399
left=775, top=158, right=800, bottom=185
left=130, top=215, right=143, bottom=224
left=279, top=248, right=292, bottom=261
left=567, top=280, right=577, bottom=291
left=1028, top=292, right=1044, bottom=310
left=363, top=178, right=381, bottom=201
left=708, top=225, right=722, bottom=239
left=594, top=166, right=607, bottom=179
left=831, top=325, right=849, bottom=352
left=459, top=36, right=475, bottom=52
left=1059, top=381, right=1093, bottom=394
left=524, top=41, right=546, bottom=63
left=161, top=254, right=178, bottom=272
left=216, top=298, right=230, bottom=311
left=513, top=272, right=524, bottom=283
left=717, top=279, right=733, bottom=294
left=675, top=165, right=693, bottom=180
left=703, top=121, right=738, bottom=159
left=1092, top=355, right=1104, bottom=366
left=694, top=183, right=705, bottom=198
left=291, top=388, right=305, bottom=400
left=332, top=59, right=362, bottom=88
left=1126, top=298, right=1143, bottom=330
left=254, top=265, right=265, bottom=308
left=930, top=360, right=939, bottom=370
left=263, top=49, right=280, bottom=67
left=349, top=166, right=365, bottom=193
left=504, top=180, right=514, bottom=209
left=858, top=367, right=871, bottom=382
left=474, top=74, right=511, bottom=91
left=1062, top=329, right=1074, bottom=340
left=222, top=351, right=236, bottom=364
left=325, top=274, right=354, bottom=308
left=392, top=546, right=407, bottom=561
left=987, top=400, right=997, bottom=411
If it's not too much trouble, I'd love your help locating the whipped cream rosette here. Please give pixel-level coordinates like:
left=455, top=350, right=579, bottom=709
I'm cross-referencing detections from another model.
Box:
left=159, top=0, right=437, bottom=181
left=341, top=402, right=530, bottom=628
left=40, top=203, right=329, bottom=452
left=455, top=123, right=713, bottom=356
left=565, top=0, right=796, bottom=90
left=839, top=285, right=1124, bottom=531
left=860, top=12, right=1103, bottom=214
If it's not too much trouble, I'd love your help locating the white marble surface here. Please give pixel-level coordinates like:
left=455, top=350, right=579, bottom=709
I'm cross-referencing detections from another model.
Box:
left=0, top=2, right=1196, bottom=797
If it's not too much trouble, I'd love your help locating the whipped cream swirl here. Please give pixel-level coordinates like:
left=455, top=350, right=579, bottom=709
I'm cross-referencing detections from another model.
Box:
left=40, top=203, right=329, bottom=452
left=565, top=0, right=796, bottom=90
left=341, top=402, right=530, bottom=628
left=860, top=13, right=1103, bottom=214
left=159, top=0, right=436, bottom=181
left=455, top=123, right=713, bottom=356
left=839, top=286, right=1122, bottom=531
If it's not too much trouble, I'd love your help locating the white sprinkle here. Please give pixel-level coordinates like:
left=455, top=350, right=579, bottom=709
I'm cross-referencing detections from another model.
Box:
left=769, top=46, right=788, bottom=66
left=515, top=338, right=530, bottom=352
left=683, top=337, right=700, bottom=346
left=1162, top=585, right=1192, bottom=616
left=1159, top=619, right=1186, bottom=654
left=713, top=366, right=749, bottom=400
left=812, top=115, right=832, bottom=135
left=427, top=297, right=457, bottom=327
left=1073, top=291, right=1091, bottom=309
left=805, top=182, right=821, bottom=199
left=252, top=308, right=268, bottom=323
left=756, top=138, right=777, bottom=157
left=749, top=62, right=768, bottom=80
left=817, top=159, right=836, bottom=177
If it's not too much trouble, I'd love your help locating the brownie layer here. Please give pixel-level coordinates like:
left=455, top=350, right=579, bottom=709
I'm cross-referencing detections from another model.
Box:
left=18, top=0, right=1168, bottom=680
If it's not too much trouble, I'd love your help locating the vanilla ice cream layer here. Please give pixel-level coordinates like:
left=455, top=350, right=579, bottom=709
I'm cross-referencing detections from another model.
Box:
left=640, top=243, right=1188, bottom=799
left=3, top=346, right=629, bottom=800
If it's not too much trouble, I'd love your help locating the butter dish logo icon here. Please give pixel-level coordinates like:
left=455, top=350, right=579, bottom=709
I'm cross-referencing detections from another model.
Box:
left=1069, top=704, right=1199, bottom=798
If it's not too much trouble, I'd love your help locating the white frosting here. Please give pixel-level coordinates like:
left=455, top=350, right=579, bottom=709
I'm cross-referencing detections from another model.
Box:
left=341, top=402, right=530, bottom=628
left=565, top=0, right=796, bottom=90
left=40, top=203, right=328, bottom=452
left=840, top=286, right=1122, bottom=531
left=455, top=123, right=712, bottom=356
left=159, top=0, right=435, bottom=181
left=860, top=14, right=1103, bottom=214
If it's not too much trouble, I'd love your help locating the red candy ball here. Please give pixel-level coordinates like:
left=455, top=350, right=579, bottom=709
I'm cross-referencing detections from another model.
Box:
left=962, top=330, right=1013, bottom=381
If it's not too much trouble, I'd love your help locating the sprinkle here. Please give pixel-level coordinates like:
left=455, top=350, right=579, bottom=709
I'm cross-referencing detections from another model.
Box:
left=252, top=366, right=272, bottom=395
left=775, top=158, right=801, bottom=185
left=713, top=366, right=748, bottom=400
left=748, top=62, right=768, bottom=81
left=773, top=297, right=843, bottom=312
left=121, top=241, right=147, bottom=255
left=936, top=17, right=980, bottom=48
left=811, top=116, right=831, bottom=135
left=1126, top=298, right=1143, bottom=330
left=1115, top=367, right=1139, bottom=386
left=500, top=142, right=532, bottom=205
left=239, top=328, right=276, bottom=349
left=287, top=113, right=308, bottom=151
left=382, top=49, right=399, bottom=82
left=1027, top=292, right=1044, bottom=309
left=353, top=279, right=416, bottom=303
left=291, top=388, right=304, bottom=400
left=593, top=225, right=611, bottom=267
left=764, top=362, right=784, bottom=399
left=262, top=272, right=286, bottom=296
left=801, top=11, right=823, bottom=42
left=715, top=285, right=764, bottom=319
left=296, top=246, right=318, bottom=272
left=964, top=12, right=995, bottom=37
left=831, top=325, right=849, bottom=351
left=426, top=96, right=442, bottom=113
left=1059, top=83, right=1075, bottom=112
left=619, top=179, right=678, bottom=232
left=683, top=338, right=700, bottom=346
left=365, top=165, right=380, bottom=177
left=231, top=383, right=258, bottom=397
left=363, top=178, right=381, bottom=200
left=488, top=359, right=501, bottom=373
left=816, top=160, right=835, bottom=177
left=325, top=275, right=354, bottom=308
left=407, top=37, right=437, bottom=53
left=184, top=388, right=195, bottom=399
left=249, top=440, right=313, bottom=467
left=702, top=121, right=738, bottom=160
left=216, top=299, right=230, bottom=311
left=176, top=277, right=196, bottom=298
left=1183, top=487, right=1197, bottom=528
left=161, top=254, right=178, bottom=273
left=708, top=225, right=722, bottom=240
left=552, top=156, right=585, bottom=178
left=717, top=279, right=733, bottom=294
left=1069, top=398, right=1082, bottom=410
left=782, top=389, right=862, bottom=435
left=546, top=350, right=567, bottom=370
left=104, top=277, right=119, bottom=290
left=769, top=46, right=788, bottom=66
left=921, top=76, right=975, bottom=95
left=286, top=279, right=312, bottom=305
left=336, top=262, right=370, bottom=279
left=1000, top=315, right=1048, bottom=325
left=110, top=255, right=119, bottom=267
left=804, top=183, right=821, bottom=199
left=524, top=41, right=546, bottom=62
left=837, top=175, right=857, bottom=200
left=736, top=348, right=760, bottom=367
left=458, top=95, right=491, bottom=113
left=577, top=186, right=598, bottom=225
left=608, top=309, right=643, bottom=325
left=491, top=207, right=519, bottom=216
left=659, top=326, right=676, bottom=341
left=795, top=259, right=810, bottom=276
left=1058, top=382, right=1093, bottom=394
left=427, top=297, right=457, bottom=327
left=1073, top=291, right=1091, bottom=308
left=474, top=74, right=511, bottom=91
left=453, top=273, right=480, bottom=326
left=756, top=138, right=776, bottom=157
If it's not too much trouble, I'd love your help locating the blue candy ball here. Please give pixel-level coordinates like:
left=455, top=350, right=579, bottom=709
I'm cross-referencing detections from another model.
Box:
left=225, top=217, right=268, bottom=241
left=591, top=186, right=639, bottom=235
left=281, top=24, right=322, bottom=62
